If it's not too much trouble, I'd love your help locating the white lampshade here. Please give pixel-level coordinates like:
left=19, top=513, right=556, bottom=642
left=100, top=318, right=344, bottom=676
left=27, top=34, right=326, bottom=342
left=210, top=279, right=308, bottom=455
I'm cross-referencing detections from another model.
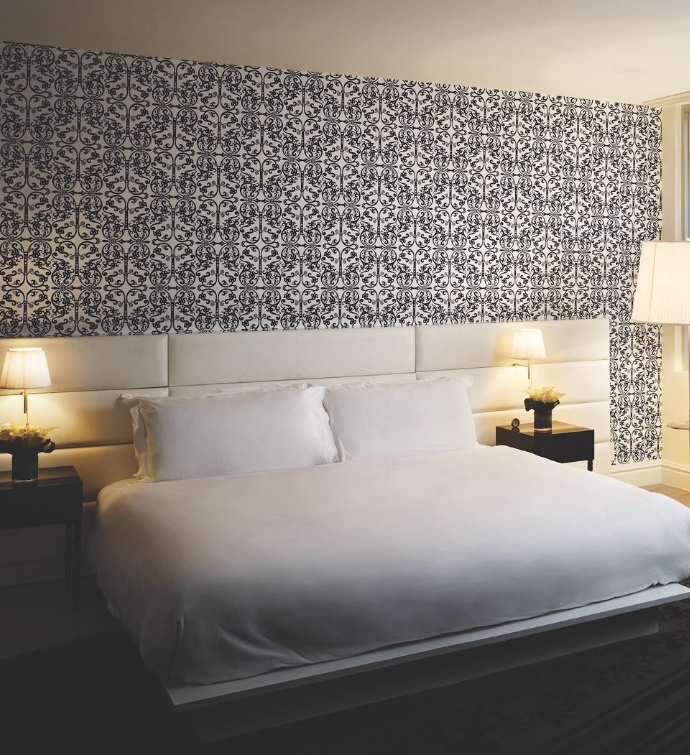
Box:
left=512, top=328, right=547, bottom=361
left=632, top=241, right=690, bottom=325
left=0, top=348, right=51, bottom=389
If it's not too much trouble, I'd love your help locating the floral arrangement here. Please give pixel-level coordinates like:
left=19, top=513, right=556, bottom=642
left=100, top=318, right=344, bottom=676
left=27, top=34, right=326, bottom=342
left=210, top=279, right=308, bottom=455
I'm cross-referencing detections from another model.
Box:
left=0, top=423, right=56, bottom=448
left=524, top=386, right=564, bottom=431
left=524, top=386, right=565, bottom=406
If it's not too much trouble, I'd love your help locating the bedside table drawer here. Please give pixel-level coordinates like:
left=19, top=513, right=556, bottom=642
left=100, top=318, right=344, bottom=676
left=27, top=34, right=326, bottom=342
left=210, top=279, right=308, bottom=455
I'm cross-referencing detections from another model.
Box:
left=531, top=430, right=595, bottom=463
left=0, top=493, right=82, bottom=529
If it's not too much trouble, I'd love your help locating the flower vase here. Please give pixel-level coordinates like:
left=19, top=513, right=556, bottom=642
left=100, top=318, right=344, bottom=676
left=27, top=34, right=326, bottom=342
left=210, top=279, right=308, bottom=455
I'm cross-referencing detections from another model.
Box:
left=11, top=447, right=41, bottom=482
left=533, top=404, right=553, bottom=432
left=524, top=398, right=559, bottom=433
left=0, top=438, right=56, bottom=483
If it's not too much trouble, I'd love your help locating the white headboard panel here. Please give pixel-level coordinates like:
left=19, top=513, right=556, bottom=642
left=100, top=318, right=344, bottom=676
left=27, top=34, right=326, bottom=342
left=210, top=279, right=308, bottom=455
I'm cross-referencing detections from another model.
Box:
left=0, top=320, right=611, bottom=492
left=169, top=327, right=416, bottom=387
left=0, top=320, right=610, bottom=499
left=0, top=334, right=168, bottom=391
left=415, top=319, right=609, bottom=371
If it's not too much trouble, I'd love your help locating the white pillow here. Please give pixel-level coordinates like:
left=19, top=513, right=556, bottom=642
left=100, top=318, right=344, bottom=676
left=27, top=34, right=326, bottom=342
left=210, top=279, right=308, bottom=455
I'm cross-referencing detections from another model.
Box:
left=122, top=393, right=158, bottom=479
left=122, top=386, right=338, bottom=482
left=216, top=381, right=310, bottom=394
left=322, top=376, right=477, bottom=462
left=122, top=382, right=312, bottom=479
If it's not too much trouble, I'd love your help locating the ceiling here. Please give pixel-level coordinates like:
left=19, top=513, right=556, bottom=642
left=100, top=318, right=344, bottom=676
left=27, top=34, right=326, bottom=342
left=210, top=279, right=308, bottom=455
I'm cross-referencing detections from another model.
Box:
left=4, top=0, right=690, bottom=104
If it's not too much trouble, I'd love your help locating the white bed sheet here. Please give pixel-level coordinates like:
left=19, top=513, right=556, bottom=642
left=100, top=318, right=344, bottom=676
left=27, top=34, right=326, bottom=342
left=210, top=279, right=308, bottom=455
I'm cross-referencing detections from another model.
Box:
left=86, top=446, right=690, bottom=685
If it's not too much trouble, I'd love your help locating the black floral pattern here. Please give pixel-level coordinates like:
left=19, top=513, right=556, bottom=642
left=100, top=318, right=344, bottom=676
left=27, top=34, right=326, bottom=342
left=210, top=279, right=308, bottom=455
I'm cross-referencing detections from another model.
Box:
left=0, top=42, right=662, bottom=463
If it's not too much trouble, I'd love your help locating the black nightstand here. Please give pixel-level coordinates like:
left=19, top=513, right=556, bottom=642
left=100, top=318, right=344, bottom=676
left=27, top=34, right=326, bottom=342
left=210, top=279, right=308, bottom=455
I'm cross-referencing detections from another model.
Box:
left=496, top=421, right=595, bottom=471
left=0, top=466, right=83, bottom=608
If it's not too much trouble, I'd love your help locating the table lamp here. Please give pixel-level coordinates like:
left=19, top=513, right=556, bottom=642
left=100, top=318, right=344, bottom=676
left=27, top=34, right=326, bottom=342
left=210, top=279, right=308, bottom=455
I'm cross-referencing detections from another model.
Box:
left=632, top=240, right=690, bottom=430
left=1, top=347, right=52, bottom=424
left=512, top=328, right=546, bottom=385
left=0, top=347, right=54, bottom=482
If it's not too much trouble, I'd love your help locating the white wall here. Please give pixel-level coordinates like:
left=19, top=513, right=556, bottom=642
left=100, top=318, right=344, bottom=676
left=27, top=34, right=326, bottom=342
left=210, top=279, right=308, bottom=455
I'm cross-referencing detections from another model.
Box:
left=3, top=0, right=690, bottom=103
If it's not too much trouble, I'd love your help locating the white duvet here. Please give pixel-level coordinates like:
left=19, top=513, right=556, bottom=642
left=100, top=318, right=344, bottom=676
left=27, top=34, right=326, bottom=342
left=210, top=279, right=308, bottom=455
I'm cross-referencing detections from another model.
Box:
left=87, top=446, right=690, bottom=685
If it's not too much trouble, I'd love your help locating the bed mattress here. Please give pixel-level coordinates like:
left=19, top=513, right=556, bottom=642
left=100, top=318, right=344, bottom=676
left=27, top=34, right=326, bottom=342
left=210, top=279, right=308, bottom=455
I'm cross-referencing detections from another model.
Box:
left=86, top=445, right=690, bottom=685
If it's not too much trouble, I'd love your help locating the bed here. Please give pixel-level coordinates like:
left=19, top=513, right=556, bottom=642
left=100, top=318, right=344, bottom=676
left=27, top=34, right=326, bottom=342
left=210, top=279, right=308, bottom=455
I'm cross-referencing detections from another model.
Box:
left=88, top=445, right=690, bottom=686
left=2, top=319, right=690, bottom=740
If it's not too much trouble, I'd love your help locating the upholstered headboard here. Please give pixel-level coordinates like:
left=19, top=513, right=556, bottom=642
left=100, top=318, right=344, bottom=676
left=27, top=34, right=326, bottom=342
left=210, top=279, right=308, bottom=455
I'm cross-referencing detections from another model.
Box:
left=0, top=319, right=610, bottom=584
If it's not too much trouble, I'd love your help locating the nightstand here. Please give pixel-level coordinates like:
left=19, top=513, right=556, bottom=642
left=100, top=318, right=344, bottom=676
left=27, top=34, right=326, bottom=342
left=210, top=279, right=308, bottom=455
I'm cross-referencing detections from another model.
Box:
left=496, top=421, right=595, bottom=471
left=0, top=466, right=83, bottom=608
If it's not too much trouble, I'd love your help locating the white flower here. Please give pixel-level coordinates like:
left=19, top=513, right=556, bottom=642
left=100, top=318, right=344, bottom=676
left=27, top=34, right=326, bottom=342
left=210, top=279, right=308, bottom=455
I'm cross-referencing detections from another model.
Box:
left=525, top=385, right=565, bottom=404
left=0, top=423, right=56, bottom=447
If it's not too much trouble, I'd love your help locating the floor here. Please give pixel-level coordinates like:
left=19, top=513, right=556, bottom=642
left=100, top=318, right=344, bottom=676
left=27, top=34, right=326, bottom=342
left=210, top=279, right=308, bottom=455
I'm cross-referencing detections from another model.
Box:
left=0, top=575, right=113, bottom=660
left=641, top=482, right=690, bottom=507
left=1, top=482, right=689, bottom=663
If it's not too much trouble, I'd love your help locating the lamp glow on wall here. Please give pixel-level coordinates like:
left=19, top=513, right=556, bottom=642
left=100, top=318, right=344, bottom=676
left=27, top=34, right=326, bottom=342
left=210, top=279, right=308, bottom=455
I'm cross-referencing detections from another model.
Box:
left=0, top=348, right=52, bottom=425
left=512, top=328, right=547, bottom=385
left=631, top=240, right=690, bottom=430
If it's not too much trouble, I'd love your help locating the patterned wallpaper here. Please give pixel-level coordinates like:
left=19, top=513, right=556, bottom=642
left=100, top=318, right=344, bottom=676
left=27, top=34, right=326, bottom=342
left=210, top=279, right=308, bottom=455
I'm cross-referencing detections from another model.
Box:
left=0, top=42, right=662, bottom=463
